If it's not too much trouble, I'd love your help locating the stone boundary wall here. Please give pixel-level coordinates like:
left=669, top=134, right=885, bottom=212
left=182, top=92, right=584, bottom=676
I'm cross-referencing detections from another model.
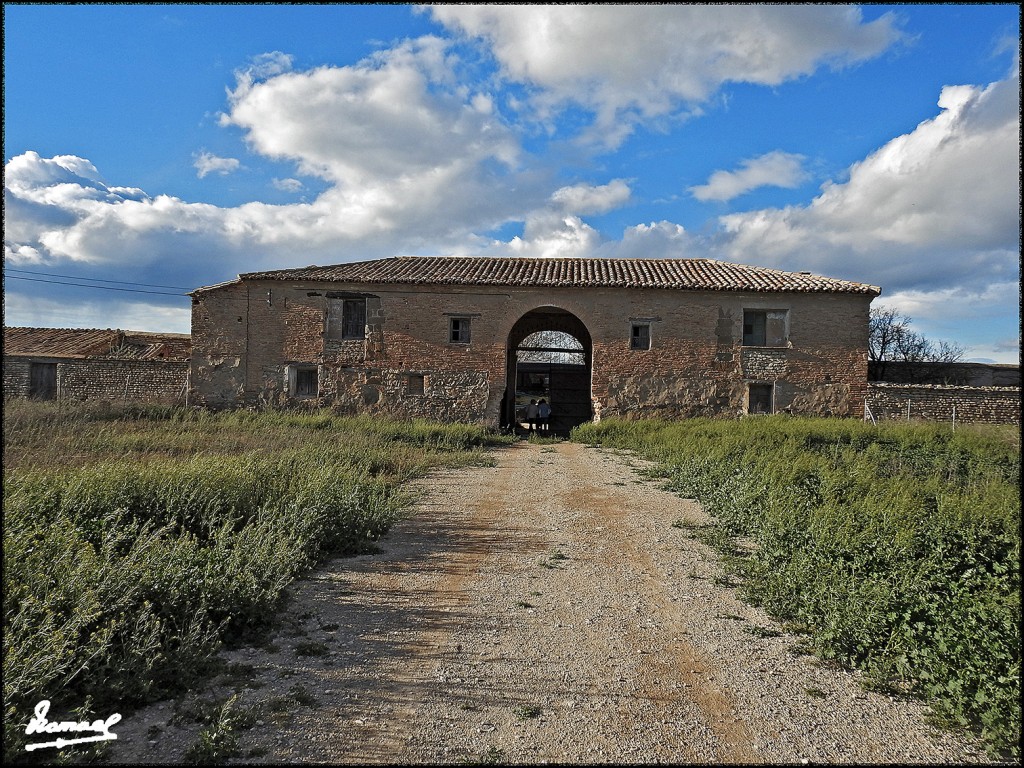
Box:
left=4, top=357, right=189, bottom=404
left=866, top=382, right=1021, bottom=426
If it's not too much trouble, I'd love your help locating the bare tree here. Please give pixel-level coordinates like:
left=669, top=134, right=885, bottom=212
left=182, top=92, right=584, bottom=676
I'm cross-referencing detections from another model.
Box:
left=869, top=307, right=966, bottom=383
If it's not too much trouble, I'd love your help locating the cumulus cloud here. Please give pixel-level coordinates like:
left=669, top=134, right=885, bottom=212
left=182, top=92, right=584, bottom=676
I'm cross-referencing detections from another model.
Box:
left=271, top=177, right=304, bottom=193
left=717, top=66, right=1021, bottom=295
left=193, top=151, right=241, bottom=178
left=691, top=151, right=809, bottom=202
left=550, top=180, right=631, bottom=215
left=431, top=5, right=901, bottom=144
left=874, top=282, right=1021, bottom=362
left=3, top=290, right=191, bottom=334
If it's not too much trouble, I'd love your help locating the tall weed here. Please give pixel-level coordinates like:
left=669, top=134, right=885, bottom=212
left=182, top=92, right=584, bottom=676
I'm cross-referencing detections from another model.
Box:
left=574, top=417, right=1020, bottom=755
left=3, top=403, right=508, bottom=760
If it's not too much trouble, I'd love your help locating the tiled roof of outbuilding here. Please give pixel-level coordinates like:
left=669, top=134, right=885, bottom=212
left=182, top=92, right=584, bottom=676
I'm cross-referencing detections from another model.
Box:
left=236, top=256, right=881, bottom=295
left=3, top=327, right=191, bottom=361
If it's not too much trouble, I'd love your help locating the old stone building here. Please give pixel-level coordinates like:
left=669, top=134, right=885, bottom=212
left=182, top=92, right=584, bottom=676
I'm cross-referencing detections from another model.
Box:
left=3, top=326, right=190, bottom=403
left=189, top=256, right=880, bottom=430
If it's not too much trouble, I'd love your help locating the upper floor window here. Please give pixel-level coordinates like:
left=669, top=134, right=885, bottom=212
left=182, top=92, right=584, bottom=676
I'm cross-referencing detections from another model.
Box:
left=743, top=310, right=788, bottom=347
left=449, top=317, right=471, bottom=344
left=326, top=298, right=366, bottom=340
left=630, top=323, right=651, bottom=350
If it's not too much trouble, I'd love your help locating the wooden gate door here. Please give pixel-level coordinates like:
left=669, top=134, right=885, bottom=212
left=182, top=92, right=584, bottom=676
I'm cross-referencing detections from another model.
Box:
left=29, top=363, right=57, bottom=400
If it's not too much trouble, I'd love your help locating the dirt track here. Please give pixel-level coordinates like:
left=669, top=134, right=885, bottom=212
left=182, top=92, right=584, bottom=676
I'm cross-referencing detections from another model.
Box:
left=111, top=440, right=995, bottom=764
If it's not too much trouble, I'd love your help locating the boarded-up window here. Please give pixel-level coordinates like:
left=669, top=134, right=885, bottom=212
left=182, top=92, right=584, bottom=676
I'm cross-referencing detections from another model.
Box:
left=748, top=383, right=774, bottom=414
left=449, top=317, right=471, bottom=344
left=407, top=374, right=425, bottom=396
left=287, top=365, right=318, bottom=398
left=327, top=298, right=366, bottom=340
left=29, top=363, right=57, bottom=400
left=743, top=310, right=788, bottom=347
left=631, top=323, right=651, bottom=350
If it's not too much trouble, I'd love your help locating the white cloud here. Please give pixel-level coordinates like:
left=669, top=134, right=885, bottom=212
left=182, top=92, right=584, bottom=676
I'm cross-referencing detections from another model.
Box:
left=717, top=66, right=1021, bottom=295
left=550, top=180, right=631, bottom=215
left=876, top=283, right=1021, bottom=364
left=431, top=5, right=901, bottom=144
left=271, top=177, right=304, bottom=193
left=690, top=151, right=809, bottom=202
left=3, top=291, right=191, bottom=334
left=193, top=151, right=241, bottom=178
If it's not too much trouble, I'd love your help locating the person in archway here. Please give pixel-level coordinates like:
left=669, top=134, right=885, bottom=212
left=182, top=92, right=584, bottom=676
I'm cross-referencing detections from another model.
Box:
left=526, top=399, right=540, bottom=431
left=537, top=398, right=551, bottom=432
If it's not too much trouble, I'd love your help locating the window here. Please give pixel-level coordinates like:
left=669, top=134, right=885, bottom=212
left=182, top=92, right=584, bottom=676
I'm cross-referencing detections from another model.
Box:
left=406, top=374, right=425, bottom=396
left=287, top=365, right=319, bottom=398
left=743, top=310, right=788, bottom=347
left=631, top=323, right=651, bottom=350
left=326, top=298, right=366, bottom=340
left=748, top=383, right=774, bottom=414
left=449, top=317, right=471, bottom=344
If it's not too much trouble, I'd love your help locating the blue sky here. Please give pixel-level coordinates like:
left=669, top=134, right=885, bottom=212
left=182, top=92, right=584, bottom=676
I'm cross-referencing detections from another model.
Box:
left=3, top=4, right=1019, bottom=362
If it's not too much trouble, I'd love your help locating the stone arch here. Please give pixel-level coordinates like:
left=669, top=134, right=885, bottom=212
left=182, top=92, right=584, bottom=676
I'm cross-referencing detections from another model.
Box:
left=503, top=307, right=593, bottom=434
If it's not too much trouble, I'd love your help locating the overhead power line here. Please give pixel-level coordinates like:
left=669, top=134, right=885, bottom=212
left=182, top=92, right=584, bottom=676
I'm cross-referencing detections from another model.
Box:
left=5, top=267, right=191, bottom=291
left=5, top=275, right=188, bottom=297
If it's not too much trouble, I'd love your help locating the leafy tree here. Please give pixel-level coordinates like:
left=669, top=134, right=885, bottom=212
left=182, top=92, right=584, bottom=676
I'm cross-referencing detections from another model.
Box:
left=869, top=307, right=966, bottom=383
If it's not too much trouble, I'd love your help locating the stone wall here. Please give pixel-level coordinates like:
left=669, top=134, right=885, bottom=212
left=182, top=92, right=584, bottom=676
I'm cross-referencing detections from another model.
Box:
left=866, top=383, right=1021, bottom=425
left=3, top=357, right=189, bottom=404
left=190, top=279, right=873, bottom=425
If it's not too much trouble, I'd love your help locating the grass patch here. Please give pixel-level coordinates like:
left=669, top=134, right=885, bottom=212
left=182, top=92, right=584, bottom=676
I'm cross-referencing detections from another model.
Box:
left=2, top=400, right=510, bottom=761
left=573, top=416, right=1020, bottom=757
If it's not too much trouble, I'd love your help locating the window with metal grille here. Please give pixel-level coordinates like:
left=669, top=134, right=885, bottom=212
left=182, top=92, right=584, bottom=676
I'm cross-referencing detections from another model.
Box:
left=326, top=298, right=366, bottom=340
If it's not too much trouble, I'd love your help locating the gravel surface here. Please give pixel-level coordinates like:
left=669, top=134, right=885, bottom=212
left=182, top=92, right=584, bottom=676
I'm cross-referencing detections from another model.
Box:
left=108, top=440, right=1000, bottom=764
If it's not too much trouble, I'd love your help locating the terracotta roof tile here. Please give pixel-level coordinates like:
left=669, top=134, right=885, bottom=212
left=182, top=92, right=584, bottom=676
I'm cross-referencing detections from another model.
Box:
left=3, top=327, right=191, bottom=361
left=236, top=256, right=880, bottom=295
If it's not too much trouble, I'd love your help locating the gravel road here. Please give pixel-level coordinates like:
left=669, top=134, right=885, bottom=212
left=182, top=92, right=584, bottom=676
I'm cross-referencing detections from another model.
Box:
left=110, top=440, right=999, bottom=764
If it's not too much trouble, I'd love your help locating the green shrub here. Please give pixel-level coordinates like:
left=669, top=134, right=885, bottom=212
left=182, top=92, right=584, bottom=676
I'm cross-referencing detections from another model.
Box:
left=574, top=417, right=1020, bottom=756
left=2, top=406, right=508, bottom=761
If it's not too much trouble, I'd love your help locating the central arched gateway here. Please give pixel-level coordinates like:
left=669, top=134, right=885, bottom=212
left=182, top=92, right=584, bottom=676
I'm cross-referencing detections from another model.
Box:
left=503, top=307, right=592, bottom=434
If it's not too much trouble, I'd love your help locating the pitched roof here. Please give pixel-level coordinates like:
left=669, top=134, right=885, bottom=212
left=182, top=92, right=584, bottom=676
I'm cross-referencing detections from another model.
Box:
left=236, top=256, right=880, bottom=295
left=3, top=327, right=191, bottom=361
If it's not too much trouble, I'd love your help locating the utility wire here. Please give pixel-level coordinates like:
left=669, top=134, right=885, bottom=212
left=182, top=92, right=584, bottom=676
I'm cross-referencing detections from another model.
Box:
left=5, top=267, right=191, bottom=291
left=5, top=275, right=188, bottom=297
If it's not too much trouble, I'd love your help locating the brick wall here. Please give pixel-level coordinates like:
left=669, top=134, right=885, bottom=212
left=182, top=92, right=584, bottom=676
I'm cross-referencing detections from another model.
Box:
left=191, top=279, right=872, bottom=425
left=866, top=383, right=1021, bottom=425
left=4, top=357, right=189, bottom=403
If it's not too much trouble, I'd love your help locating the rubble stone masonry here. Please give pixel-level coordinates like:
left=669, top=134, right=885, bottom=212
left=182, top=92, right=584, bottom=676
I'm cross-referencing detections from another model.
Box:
left=866, top=383, right=1021, bottom=426
left=4, top=357, right=188, bottom=403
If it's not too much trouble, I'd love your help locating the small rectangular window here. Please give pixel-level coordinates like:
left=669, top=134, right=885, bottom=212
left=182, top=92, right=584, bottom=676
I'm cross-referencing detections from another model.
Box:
left=327, top=298, right=366, bottom=340
left=449, top=317, right=471, bottom=344
left=407, top=374, right=425, bottom=396
left=748, top=383, right=774, bottom=414
left=631, top=323, right=651, bottom=350
left=743, top=310, right=788, bottom=347
left=287, top=366, right=318, bottom=398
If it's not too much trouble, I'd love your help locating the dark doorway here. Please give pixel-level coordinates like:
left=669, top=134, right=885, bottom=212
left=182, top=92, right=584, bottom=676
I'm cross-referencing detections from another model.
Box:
left=29, top=363, right=57, bottom=400
left=503, top=308, right=592, bottom=435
